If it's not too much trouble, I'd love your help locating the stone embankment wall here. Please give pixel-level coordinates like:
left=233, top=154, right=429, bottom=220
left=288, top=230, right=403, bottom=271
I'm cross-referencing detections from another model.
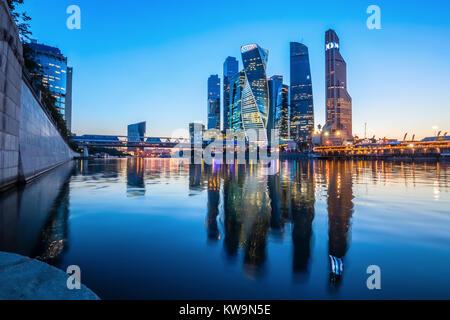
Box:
left=0, top=0, right=77, bottom=190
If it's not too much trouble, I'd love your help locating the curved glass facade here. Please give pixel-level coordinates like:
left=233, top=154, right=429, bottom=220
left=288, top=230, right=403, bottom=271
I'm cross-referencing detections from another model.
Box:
left=229, top=71, right=245, bottom=132
left=241, top=44, right=269, bottom=141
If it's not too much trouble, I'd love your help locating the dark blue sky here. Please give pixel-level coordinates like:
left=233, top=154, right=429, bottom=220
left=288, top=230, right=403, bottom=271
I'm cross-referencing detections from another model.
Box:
left=22, top=0, right=450, bottom=139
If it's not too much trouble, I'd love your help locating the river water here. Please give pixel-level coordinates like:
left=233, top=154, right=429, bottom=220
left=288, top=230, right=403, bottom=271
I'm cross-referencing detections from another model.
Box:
left=0, top=158, right=449, bottom=299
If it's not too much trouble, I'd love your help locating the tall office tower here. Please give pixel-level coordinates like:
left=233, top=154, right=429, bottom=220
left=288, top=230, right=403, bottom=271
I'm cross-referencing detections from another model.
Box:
left=28, top=40, right=73, bottom=131
left=278, top=85, right=290, bottom=140
left=290, top=42, right=314, bottom=144
left=241, top=44, right=269, bottom=142
left=223, top=57, right=239, bottom=131
left=207, top=75, right=221, bottom=130
left=229, top=70, right=245, bottom=132
left=267, top=75, right=283, bottom=141
left=323, top=30, right=352, bottom=141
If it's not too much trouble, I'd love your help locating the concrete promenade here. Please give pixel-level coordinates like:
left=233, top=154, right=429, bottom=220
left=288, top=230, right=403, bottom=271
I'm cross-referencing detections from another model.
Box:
left=0, top=251, right=99, bottom=300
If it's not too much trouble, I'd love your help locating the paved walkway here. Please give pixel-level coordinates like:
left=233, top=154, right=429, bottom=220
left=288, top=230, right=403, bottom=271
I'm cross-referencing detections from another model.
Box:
left=0, top=252, right=99, bottom=300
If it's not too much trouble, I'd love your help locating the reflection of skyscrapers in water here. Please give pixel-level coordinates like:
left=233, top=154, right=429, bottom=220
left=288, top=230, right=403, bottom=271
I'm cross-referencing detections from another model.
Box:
left=223, top=164, right=245, bottom=256
left=126, top=158, right=145, bottom=197
left=189, top=164, right=204, bottom=191
left=290, top=161, right=315, bottom=275
left=32, top=171, right=73, bottom=265
left=199, top=160, right=355, bottom=283
left=241, top=169, right=271, bottom=276
left=206, top=166, right=221, bottom=242
left=325, top=161, right=354, bottom=287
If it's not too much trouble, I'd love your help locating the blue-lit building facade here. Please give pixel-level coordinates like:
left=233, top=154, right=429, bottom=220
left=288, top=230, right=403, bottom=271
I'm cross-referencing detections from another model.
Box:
left=290, top=42, right=314, bottom=144
left=128, top=121, right=146, bottom=142
left=28, top=40, right=73, bottom=132
left=127, top=121, right=146, bottom=154
left=323, top=30, right=352, bottom=142
left=277, top=84, right=290, bottom=141
left=267, top=75, right=283, bottom=141
left=241, top=44, right=269, bottom=142
left=228, top=70, right=245, bottom=132
left=223, top=57, right=239, bottom=131
left=207, top=75, right=221, bottom=130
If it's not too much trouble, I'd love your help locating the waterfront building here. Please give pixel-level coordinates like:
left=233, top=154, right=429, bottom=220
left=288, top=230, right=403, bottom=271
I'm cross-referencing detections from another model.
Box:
left=28, top=40, right=73, bottom=132
left=290, top=42, right=314, bottom=144
left=127, top=121, right=146, bottom=154
left=268, top=76, right=290, bottom=142
left=278, top=85, right=290, bottom=141
left=228, top=70, right=245, bottom=132
left=241, top=44, right=270, bottom=142
left=267, top=75, right=283, bottom=141
left=322, top=30, right=352, bottom=142
left=223, top=57, right=239, bottom=131
left=128, top=121, right=146, bottom=142
left=207, top=75, right=221, bottom=130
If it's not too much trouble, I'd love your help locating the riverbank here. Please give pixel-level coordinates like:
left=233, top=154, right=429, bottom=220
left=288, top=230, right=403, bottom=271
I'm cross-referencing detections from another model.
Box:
left=0, top=251, right=99, bottom=300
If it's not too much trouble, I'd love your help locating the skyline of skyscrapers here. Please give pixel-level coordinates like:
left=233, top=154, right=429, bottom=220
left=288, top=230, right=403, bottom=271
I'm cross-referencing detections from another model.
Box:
left=207, top=75, right=221, bottom=131
left=290, top=42, right=314, bottom=144
left=28, top=39, right=73, bottom=132
left=323, top=29, right=353, bottom=142
left=223, top=57, right=239, bottom=131
left=205, top=29, right=353, bottom=147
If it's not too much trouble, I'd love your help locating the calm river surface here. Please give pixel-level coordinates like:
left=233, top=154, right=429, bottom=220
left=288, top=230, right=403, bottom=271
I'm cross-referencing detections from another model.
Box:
left=0, top=158, right=449, bottom=299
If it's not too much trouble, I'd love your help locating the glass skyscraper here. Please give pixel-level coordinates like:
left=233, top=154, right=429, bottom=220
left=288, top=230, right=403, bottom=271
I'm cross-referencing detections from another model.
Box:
left=228, top=70, right=245, bottom=132
left=323, top=30, right=352, bottom=141
left=127, top=121, right=146, bottom=153
left=128, top=121, right=146, bottom=141
left=207, top=75, right=221, bottom=130
left=241, top=44, right=269, bottom=142
left=223, top=57, right=239, bottom=131
left=278, top=84, right=290, bottom=141
left=290, top=42, right=314, bottom=144
left=267, top=75, right=283, bottom=141
left=29, top=40, right=73, bottom=132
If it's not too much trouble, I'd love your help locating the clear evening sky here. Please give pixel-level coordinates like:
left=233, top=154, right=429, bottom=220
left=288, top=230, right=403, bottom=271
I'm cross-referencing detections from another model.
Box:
left=22, top=0, right=450, bottom=139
